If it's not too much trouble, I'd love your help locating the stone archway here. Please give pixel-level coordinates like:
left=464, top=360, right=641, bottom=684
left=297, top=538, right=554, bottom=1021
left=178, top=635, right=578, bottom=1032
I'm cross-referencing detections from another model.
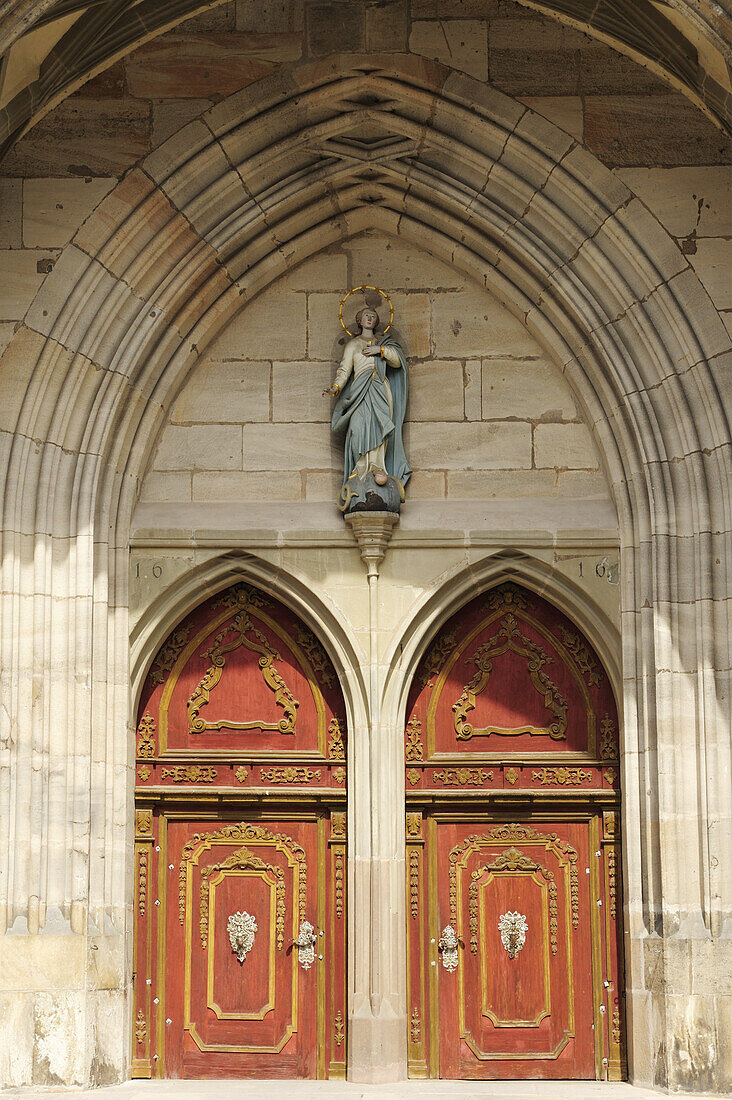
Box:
left=0, top=53, right=728, bottom=1089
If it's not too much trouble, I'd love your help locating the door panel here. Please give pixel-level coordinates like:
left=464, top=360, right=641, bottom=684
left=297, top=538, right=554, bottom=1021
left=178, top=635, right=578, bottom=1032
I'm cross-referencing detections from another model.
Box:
left=436, top=820, right=594, bottom=1079
left=165, top=817, right=323, bottom=1078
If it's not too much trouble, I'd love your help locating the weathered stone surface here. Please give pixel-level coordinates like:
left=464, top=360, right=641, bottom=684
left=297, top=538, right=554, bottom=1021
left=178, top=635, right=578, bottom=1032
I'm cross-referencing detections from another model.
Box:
left=585, top=94, right=732, bottom=167
left=482, top=358, right=580, bottom=422
left=307, top=2, right=364, bottom=56
left=406, top=420, right=532, bottom=468
left=432, top=287, right=539, bottom=358
left=0, top=179, right=21, bottom=247
left=236, top=0, right=303, bottom=33
left=365, top=0, right=408, bottom=51
left=1, top=99, right=152, bottom=178
left=154, top=424, right=242, bottom=470
left=126, top=35, right=290, bottom=98
left=212, top=286, right=307, bottom=360
left=23, top=177, right=115, bottom=247
left=688, top=238, right=732, bottom=310
left=519, top=96, right=583, bottom=140
left=272, top=361, right=332, bottom=421
left=614, top=167, right=732, bottom=239
left=193, top=470, right=302, bottom=501
left=171, top=359, right=271, bottom=423
left=534, top=421, right=599, bottom=469
left=242, top=423, right=337, bottom=469
left=152, top=99, right=214, bottom=147
left=409, top=19, right=488, bottom=81
left=408, top=361, right=464, bottom=420
left=0, top=249, right=57, bottom=320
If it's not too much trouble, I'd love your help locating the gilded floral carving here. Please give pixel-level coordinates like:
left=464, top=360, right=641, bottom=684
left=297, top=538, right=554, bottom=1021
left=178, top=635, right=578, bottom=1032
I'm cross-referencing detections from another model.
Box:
left=327, top=716, right=346, bottom=760
left=406, top=768, right=421, bottom=786
left=260, top=766, right=320, bottom=784
left=136, top=713, right=156, bottom=759
left=151, top=627, right=190, bottom=686
left=433, top=767, right=492, bottom=786
left=296, top=625, right=335, bottom=688
left=557, top=624, right=602, bottom=685
left=405, top=715, right=423, bottom=761
left=419, top=630, right=457, bottom=688
left=532, top=767, right=592, bottom=786
left=161, top=765, right=217, bottom=783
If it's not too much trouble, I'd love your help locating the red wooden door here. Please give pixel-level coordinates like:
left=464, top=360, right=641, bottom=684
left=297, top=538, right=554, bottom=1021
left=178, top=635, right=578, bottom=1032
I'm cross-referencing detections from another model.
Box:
left=165, top=816, right=324, bottom=1079
left=436, top=819, right=595, bottom=1079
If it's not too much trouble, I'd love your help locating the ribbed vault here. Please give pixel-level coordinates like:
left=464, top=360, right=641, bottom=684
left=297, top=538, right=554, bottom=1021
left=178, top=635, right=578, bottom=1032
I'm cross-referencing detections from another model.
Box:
left=0, top=52, right=729, bottom=1086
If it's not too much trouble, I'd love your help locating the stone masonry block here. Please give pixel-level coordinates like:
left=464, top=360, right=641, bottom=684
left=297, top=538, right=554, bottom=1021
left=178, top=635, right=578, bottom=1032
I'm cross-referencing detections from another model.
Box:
left=171, top=359, right=271, bottom=423
left=242, top=423, right=338, bottom=470
left=212, top=286, right=307, bottom=360
left=153, top=424, right=242, bottom=471
left=0, top=249, right=57, bottom=321
left=1, top=99, right=151, bottom=178
left=518, top=97, right=583, bottom=141
left=152, top=99, right=214, bottom=147
left=408, top=361, right=463, bottom=420
left=585, top=94, right=732, bottom=168
left=365, top=0, right=408, bottom=52
left=272, top=362, right=332, bottom=422
left=193, top=471, right=302, bottom=501
left=138, top=471, right=191, bottom=502
left=0, top=179, right=21, bottom=247
left=534, top=422, right=600, bottom=469
left=412, top=0, right=497, bottom=14
left=405, top=420, right=531, bottom=469
left=481, top=358, right=579, bottom=421
left=126, top=35, right=280, bottom=99
left=615, top=167, right=732, bottom=239
left=432, top=285, right=540, bottom=358
left=688, top=238, right=732, bottom=311
left=409, top=20, right=488, bottom=82
left=345, top=234, right=464, bottom=291
left=236, top=0, right=303, bottom=33
left=447, top=467, right=610, bottom=499
left=285, top=251, right=348, bottom=292
left=307, top=3, right=364, bottom=56
left=23, top=178, right=115, bottom=248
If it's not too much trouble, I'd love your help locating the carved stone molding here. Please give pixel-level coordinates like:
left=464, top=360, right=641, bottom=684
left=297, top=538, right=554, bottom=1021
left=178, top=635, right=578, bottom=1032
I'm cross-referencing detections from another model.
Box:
left=344, top=511, right=399, bottom=577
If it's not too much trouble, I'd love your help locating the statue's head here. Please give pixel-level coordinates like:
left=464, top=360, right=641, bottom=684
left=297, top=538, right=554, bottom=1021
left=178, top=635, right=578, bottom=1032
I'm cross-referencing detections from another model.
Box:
left=355, top=307, right=380, bottom=333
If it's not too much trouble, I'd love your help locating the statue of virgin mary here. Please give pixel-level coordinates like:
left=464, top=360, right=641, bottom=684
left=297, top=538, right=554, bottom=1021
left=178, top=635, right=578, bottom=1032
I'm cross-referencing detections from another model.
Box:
left=325, top=305, right=411, bottom=513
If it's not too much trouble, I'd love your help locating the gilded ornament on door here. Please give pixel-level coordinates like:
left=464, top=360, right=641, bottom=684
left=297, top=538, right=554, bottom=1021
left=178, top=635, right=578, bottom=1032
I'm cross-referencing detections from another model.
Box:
left=452, top=614, right=567, bottom=741
left=484, top=583, right=530, bottom=612
left=334, top=851, right=344, bottom=918
left=135, top=1009, right=146, bottom=1045
left=419, top=629, right=457, bottom=688
left=296, top=625, right=335, bottom=687
left=557, top=624, right=602, bottom=685
left=410, top=1006, right=421, bottom=1044
left=532, top=767, right=592, bottom=786
left=406, top=768, right=420, bottom=786
left=409, top=850, right=420, bottom=918
left=327, top=716, right=346, bottom=760
left=433, top=767, right=492, bottom=786
left=227, top=910, right=257, bottom=963
left=505, top=767, right=518, bottom=785
left=406, top=812, right=422, bottom=838
left=137, top=765, right=151, bottom=783
left=603, top=767, right=617, bottom=786
left=137, top=850, right=148, bottom=916
left=438, top=924, right=459, bottom=972
left=600, top=713, right=617, bottom=759
left=331, top=812, right=347, bottom=840
left=136, top=714, right=156, bottom=758
left=498, top=910, right=528, bottom=958
left=213, top=582, right=269, bottom=611
left=334, top=1010, right=345, bottom=1046
left=293, top=920, right=317, bottom=970
left=260, top=766, right=321, bottom=784
left=332, top=765, right=346, bottom=784
left=405, top=715, right=424, bottom=761
left=151, top=626, right=190, bottom=685
left=235, top=766, right=249, bottom=783
left=187, top=609, right=299, bottom=735
left=199, top=845, right=285, bottom=950
left=161, top=765, right=217, bottom=783
left=469, top=848, right=558, bottom=955
left=135, top=809, right=152, bottom=836
left=607, top=847, right=617, bottom=919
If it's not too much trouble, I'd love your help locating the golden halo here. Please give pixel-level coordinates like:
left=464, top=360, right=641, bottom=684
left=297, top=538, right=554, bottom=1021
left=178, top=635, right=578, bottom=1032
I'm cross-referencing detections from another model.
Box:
left=339, top=285, right=393, bottom=337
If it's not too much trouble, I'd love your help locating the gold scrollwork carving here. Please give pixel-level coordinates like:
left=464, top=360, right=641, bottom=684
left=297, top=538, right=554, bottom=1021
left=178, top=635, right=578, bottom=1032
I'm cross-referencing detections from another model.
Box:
left=138, top=850, right=148, bottom=915
left=405, top=715, right=424, bottom=761
left=406, top=768, right=421, bottom=786
left=600, top=713, right=618, bottom=760
left=331, top=812, right=347, bottom=840
left=334, top=1011, right=345, bottom=1046
left=433, top=767, right=492, bottom=786
left=199, top=845, right=285, bottom=951
left=607, top=847, right=617, bottom=919
left=179, top=822, right=306, bottom=927
left=161, top=765, right=217, bottom=783
left=335, top=851, right=344, bottom=918
left=468, top=847, right=558, bottom=956
left=603, top=767, right=617, bottom=786
left=419, top=630, right=457, bottom=689
left=135, top=809, right=152, bottom=837
left=532, top=767, right=592, bottom=786
left=449, top=824, right=577, bottom=941
left=151, top=627, right=190, bottom=686
left=213, top=582, right=270, bottom=611
left=484, top=583, right=530, bottom=612
left=296, top=625, right=335, bottom=688
left=327, top=716, right=346, bottom=761
left=406, top=812, right=422, bottom=839
left=410, top=1006, right=421, bottom=1044
left=452, top=614, right=567, bottom=741
left=557, top=624, right=602, bottom=686
left=135, top=1009, right=146, bottom=1046
left=260, top=766, right=320, bottom=784
left=136, top=713, right=156, bottom=759
left=409, top=850, right=420, bottom=919
left=187, top=608, right=299, bottom=735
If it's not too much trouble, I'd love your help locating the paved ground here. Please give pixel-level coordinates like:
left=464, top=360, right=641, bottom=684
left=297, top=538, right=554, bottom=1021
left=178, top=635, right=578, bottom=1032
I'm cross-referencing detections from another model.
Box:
left=0, top=1082, right=711, bottom=1099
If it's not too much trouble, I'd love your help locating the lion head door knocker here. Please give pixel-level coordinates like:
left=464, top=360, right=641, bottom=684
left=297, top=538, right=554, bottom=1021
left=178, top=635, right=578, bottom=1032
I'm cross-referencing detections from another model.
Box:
left=438, top=924, right=460, bottom=972
left=293, top=919, right=318, bottom=970
left=228, top=910, right=257, bottom=963
left=498, top=911, right=528, bottom=959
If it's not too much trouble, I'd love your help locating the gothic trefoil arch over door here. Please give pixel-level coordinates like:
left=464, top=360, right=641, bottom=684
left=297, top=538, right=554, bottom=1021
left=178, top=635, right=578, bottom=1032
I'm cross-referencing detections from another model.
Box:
left=132, top=582, right=347, bottom=1080
left=404, top=582, right=623, bottom=1081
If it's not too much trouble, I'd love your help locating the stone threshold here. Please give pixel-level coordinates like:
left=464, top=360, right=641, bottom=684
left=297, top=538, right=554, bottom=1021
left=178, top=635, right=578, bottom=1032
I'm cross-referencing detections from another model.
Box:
left=0, top=1083, right=713, bottom=1099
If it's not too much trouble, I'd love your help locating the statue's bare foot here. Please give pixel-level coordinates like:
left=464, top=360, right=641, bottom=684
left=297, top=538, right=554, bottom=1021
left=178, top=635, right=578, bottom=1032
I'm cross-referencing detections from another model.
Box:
left=374, top=469, right=388, bottom=486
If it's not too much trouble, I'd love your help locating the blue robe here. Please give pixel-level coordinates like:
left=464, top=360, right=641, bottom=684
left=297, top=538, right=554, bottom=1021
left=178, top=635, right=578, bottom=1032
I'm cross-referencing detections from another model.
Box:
left=331, top=335, right=411, bottom=488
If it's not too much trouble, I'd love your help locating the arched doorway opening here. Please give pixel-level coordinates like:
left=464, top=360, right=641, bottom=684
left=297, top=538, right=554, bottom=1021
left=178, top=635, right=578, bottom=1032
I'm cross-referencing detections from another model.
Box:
left=403, top=580, right=623, bottom=1080
left=132, top=580, right=348, bottom=1080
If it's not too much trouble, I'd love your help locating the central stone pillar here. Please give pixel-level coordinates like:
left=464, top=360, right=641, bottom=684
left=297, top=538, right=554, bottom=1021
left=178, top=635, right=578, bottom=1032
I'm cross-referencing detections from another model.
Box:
left=345, top=513, right=406, bottom=1083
